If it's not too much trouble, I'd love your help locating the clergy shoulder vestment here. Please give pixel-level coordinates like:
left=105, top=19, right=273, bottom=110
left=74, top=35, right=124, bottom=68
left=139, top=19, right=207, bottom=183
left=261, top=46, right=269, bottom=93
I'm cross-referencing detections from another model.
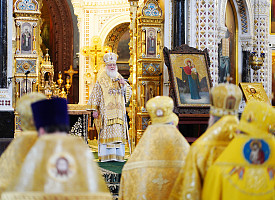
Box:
left=2, top=134, right=112, bottom=200
left=169, top=81, right=242, bottom=200
left=88, top=69, right=132, bottom=162
left=202, top=101, right=275, bottom=200
left=202, top=134, right=275, bottom=200
left=169, top=115, right=238, bottom=200
left=119, top=96, right=190, bottom=200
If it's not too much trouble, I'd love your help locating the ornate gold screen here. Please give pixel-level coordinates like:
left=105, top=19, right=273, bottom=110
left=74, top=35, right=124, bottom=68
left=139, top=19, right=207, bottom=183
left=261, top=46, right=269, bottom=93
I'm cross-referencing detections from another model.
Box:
left=128, top=0, right=164, bottom=151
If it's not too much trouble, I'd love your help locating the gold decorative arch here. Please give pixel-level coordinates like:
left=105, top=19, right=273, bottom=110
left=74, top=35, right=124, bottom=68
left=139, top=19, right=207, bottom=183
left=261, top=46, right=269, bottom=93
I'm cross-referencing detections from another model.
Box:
left=103, top=22, right=130, bottom=54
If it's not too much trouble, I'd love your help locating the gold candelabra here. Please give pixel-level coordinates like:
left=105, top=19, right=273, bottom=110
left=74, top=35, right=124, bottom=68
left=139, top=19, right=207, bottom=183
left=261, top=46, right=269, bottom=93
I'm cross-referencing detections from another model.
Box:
left=56, top=71, right=71, bottom=98
left=38, top=50, right=72, bottom=99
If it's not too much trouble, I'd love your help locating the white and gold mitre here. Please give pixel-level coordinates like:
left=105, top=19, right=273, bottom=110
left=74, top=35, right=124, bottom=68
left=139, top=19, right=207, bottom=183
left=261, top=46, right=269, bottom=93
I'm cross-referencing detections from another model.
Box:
left=146, top=96, right=178, bottom=124
left=210, top=82, right=242, bottom=117
left=103, top=52, right=117, bottom=65
left=202, top=134, right=275, bottom=200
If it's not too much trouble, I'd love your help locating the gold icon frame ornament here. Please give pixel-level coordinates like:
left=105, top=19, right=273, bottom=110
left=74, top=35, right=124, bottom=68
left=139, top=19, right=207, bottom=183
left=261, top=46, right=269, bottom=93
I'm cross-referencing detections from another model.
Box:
left=239, top=82, right=270, bottom=104
left=164, top=44, right=212, bottom=108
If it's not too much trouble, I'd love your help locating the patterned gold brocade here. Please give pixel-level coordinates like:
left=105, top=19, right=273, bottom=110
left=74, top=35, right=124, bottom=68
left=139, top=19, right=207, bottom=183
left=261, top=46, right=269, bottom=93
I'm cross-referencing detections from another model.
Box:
left=119, top=124, right=190, bottom=200
left=0, top=131, right=38, bottom=195
left=2, top=192, right=112, bottom=200
left=99, top=137, right=127, bottom=144
left=99, top=154, right=124, bottom=162
left=123, top=160, right=185, bottom=170
left=202, top=134, right=275, bottom=200
left=99, top=71, right=124, bottom=124
left=3, top=134, right=111, bottom=199
left=169, top=115, right=239, bottom=200
left=106, top=118, right=124, bottom=126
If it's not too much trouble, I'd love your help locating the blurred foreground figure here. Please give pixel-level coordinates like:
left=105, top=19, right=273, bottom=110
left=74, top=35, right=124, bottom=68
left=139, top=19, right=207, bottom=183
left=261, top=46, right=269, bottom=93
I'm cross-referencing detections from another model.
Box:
left=0, top=92, right=46, bottom=195
left=119, top=96, right=190, bottom=200
left=169, top=82, right=242, bottom=200
left=2, top=98, right=112, bottom=200
left=202, top=101, right=275, bottom=200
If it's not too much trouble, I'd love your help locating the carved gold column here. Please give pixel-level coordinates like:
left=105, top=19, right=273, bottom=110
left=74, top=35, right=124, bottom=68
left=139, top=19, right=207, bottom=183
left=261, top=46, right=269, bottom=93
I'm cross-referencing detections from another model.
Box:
left=129, top=0, right=164, bottom=147
left=16, top=22, right=20, bottom=53
left=136, top=0, right=164, bottom=143
left=128, top=0, right=139, bottom=152
left=13, top=0, right=42, bottom=136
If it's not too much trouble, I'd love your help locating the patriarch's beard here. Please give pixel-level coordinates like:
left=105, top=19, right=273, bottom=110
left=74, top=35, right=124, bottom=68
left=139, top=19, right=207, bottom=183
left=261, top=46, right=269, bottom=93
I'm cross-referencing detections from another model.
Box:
left=106, top=66, right=118, bottom=79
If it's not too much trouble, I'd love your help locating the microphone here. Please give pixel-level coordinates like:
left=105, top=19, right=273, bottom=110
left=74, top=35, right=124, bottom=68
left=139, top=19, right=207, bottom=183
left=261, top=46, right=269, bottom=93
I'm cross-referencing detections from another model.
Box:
left=25, top=70, right=30, bottom=75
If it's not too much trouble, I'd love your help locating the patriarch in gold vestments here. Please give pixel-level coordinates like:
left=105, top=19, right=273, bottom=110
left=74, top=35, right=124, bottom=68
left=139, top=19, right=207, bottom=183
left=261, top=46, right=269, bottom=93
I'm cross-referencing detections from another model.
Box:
left=0, top=92, right=46, bottom=196
left=169, top=82, right=242, bottom=200
left=202, top=101, right=275, bottom=200
left=119, top=96, right=190, bottom=200
left=2, top=98, right=112, bottom=200
left=88, top=52, right=132, bottom=162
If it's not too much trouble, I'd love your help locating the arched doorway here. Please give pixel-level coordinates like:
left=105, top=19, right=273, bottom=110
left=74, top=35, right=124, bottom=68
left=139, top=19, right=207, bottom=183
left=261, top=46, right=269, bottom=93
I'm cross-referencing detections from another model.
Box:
left=104, top=23, right=130, bottom=79
left=40, top=0, right=78, bottom=103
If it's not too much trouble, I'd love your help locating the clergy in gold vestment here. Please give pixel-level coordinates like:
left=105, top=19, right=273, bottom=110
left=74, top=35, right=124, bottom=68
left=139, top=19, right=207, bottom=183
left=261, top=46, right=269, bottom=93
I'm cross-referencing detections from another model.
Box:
left=202, top=101, right=275, bottom=200
left=119, top=96, right=190, bottom=200
left=0, top=92, right=46, bottom=195
left=2, top=98, right=112, bottom=200
left=88, top=52, right=132, bottom=162
left=169, top=82, right=242, bottom=200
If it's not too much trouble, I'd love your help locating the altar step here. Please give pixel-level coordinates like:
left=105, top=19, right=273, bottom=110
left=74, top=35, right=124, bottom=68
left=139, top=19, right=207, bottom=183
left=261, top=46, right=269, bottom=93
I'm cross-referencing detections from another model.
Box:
left=100, top=167, right=121, bottom=200
left=98, top=161, right=125, bottom=200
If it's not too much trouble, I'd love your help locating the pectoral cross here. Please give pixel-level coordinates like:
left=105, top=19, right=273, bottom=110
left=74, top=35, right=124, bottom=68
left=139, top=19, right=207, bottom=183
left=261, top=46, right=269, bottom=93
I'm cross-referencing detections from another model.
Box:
left=64, top=65, right=78, bottom=84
